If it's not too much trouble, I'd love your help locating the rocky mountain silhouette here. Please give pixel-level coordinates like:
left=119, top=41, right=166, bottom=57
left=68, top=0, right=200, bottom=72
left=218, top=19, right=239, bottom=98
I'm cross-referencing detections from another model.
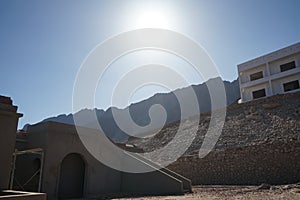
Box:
left=23, top=77, right=240, bottom=142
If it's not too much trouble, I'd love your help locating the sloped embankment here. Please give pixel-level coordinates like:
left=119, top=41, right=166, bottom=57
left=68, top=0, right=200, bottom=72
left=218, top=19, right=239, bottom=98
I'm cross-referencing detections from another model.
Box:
left=128, top=92, right=300, bottom=185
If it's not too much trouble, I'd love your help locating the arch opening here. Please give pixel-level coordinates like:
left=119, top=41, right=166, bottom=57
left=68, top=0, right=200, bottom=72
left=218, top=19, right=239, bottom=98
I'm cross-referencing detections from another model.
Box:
left=58, top=153, right=85, bottom=199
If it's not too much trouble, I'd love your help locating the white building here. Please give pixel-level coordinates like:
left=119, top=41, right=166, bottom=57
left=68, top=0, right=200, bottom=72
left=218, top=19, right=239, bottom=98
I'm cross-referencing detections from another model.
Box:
left=238, top=42, right=300, bottom=102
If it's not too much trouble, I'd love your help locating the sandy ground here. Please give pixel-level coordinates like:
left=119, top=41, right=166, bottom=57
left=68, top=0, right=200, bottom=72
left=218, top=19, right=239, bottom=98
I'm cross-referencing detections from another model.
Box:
left=114, top=184, right=300, bottom=200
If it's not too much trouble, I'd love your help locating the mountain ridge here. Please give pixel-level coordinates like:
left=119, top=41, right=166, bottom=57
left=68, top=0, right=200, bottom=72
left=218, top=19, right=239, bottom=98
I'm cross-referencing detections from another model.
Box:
left=23, top=77, right=240, bottom=142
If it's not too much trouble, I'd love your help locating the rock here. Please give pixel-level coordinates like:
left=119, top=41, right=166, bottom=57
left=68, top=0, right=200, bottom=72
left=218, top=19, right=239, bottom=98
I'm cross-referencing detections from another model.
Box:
left=249, top=106, right=256, bottom=113
left=262, top=103, right=281, bottom=109
left=270, top=186, right=278, bottom=191
left=282, top=185, right=293, bottom=190
left=246, top=114, right=257, bottom=120
left=291, top=188, right=300, bottom=193
left=257, top=183, right=271, bottom=190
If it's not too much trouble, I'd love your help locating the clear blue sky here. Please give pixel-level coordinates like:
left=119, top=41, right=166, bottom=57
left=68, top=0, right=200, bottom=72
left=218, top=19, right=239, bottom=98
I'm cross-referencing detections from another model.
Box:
left=1, top=0, right=299, bottom=128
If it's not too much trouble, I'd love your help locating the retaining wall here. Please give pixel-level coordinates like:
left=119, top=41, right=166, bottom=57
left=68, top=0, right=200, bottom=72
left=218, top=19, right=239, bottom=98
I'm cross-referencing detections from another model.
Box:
left=167, top=141, right=300, bottom=185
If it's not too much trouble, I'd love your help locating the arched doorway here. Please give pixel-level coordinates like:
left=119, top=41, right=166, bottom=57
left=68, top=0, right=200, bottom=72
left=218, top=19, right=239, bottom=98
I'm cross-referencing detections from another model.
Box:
left=58, top=153, right=85, bottom=199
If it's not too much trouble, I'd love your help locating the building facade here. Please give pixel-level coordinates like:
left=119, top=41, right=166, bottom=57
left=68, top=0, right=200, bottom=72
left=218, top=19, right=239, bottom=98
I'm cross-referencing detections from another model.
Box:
left=0, top=96, right=23, bottom=189
left=14, top=121, right=191, bottom=200
left=0, top=95, right=46, bottom=200
left=238, top=42, right=300, bottom=102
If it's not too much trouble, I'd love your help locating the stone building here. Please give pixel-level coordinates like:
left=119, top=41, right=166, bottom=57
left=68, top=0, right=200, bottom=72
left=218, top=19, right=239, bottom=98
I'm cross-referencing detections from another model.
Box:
left=13, top=121, right=191, bottom=200
left=1, top=95, right=190, bottom=199
left=0, top=96, right=22, bottom=190
left=238, top=42, right=300, bottom=102
left=0, top=95, right=46, bottom=199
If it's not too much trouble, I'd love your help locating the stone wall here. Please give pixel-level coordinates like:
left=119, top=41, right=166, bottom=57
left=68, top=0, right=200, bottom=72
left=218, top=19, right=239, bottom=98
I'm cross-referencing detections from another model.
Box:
left=168, top=141, right=300, bottom=185
left=130, top=92, right=300, bottom=186
left=0, top=96, right=22, bottom=190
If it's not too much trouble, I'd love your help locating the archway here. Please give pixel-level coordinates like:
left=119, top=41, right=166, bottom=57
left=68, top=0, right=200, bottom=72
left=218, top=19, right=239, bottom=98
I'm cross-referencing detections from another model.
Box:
left=58, top=153, right=85, bottom=199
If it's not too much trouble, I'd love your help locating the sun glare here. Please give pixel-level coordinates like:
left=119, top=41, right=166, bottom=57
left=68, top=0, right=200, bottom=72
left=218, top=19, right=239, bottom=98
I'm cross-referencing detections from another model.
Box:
left=135, top=10, right=171, bottom=29
left=125, top=3, right=176, bottom=30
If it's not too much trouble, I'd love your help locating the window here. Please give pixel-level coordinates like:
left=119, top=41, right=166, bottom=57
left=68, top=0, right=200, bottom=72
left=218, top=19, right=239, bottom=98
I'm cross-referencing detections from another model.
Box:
left=283, top=80, right=299, bottom=92
left=250, top=71, right=263, bottom=81
left=280, top=61, right=296, bottom=72
left=252, top=88, right=266, bottom=99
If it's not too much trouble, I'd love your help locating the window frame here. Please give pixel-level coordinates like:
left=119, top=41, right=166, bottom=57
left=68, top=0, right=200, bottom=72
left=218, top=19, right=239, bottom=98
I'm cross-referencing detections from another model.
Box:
left=280, top=61, right=296, bottom=72
left=252, top=88, right=266, bottom=99
left=249, top=71, right=264, bottom=81
left=283, top=80, right=300, bottom=92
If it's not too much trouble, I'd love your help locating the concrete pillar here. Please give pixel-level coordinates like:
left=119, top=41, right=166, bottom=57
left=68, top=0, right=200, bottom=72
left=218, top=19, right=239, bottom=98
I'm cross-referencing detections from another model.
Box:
left=0, top=95, right=23, bottom=190
left=266, top=62, right=273, bottom=96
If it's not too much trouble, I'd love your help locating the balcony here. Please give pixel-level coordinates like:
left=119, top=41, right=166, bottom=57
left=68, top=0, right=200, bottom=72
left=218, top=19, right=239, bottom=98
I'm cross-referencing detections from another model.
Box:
left=240, top=66, right=300, bottom=88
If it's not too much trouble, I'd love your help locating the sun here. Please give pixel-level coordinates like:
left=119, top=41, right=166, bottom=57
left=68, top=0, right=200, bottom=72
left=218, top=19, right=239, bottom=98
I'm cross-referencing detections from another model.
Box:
left=135, top=10, right=171, bottom=29
left=125, top=3, right=175, bottom=29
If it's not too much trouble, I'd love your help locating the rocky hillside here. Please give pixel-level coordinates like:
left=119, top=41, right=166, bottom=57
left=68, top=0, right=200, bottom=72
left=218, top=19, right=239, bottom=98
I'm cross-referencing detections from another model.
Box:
left=24, top=77, right=240, bottom=142
left=128, top=91, right=300, bottom=156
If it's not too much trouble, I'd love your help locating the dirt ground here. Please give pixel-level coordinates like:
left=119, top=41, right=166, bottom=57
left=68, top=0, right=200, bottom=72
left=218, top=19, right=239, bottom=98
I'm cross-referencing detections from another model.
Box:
left=115, top=184, right=300, bottom=200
